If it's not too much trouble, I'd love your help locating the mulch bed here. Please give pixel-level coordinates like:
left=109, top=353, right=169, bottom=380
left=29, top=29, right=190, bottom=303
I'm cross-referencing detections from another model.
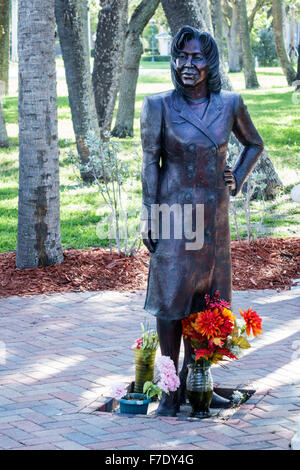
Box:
left=0, top=238, right=299, bottom=299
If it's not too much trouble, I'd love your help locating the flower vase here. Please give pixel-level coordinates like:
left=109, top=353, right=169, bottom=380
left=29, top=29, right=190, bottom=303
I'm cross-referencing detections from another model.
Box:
left=134, top=348, right=156, bottom=393
left=186, top=360, right=213, bottom=418
left=118, top=393, right=151, bottom=415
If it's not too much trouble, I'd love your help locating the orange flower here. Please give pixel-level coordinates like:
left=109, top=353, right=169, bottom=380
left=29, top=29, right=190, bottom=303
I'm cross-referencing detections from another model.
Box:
left=193, top=308, right=234, bottom=340
left=239, top=307, right=263, bottom=337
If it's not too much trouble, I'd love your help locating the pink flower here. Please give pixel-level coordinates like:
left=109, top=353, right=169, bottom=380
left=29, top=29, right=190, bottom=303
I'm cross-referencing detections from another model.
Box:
left=156, top=356, right=180, bottom=393
left=131, top=338, right=143, bottom=350
left=110, top=382, right=127, bottom=400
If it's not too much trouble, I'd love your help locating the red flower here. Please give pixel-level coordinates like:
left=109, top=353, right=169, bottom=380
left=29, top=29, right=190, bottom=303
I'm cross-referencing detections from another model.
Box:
left=239, top=307, right=263, bottom=337
left=195, top=348, right=212, bottom=361
left=219, top=348, right=238, bottom=360
left=135, top=338, right=143, bottom=349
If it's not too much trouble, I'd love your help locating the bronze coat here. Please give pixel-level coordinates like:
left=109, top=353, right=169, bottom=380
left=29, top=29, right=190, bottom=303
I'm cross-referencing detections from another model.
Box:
left=141, top=89, right=264, bottom=320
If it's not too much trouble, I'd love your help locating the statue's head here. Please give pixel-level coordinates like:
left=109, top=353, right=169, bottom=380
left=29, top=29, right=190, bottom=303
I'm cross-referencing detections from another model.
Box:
left=170, top=25, right=221, bottom=96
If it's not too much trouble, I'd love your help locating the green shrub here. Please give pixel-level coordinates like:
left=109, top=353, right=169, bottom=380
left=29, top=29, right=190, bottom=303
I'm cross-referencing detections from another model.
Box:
left=141, top=55, right=171, bottom=62
left=252, top=28, right=278, bottom=67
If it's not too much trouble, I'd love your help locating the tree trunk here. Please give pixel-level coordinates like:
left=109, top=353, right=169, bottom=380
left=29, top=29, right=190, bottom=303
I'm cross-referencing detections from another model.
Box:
left=0, top=102, right=8, bottom=147
left=11, top=0, right=18, bottom=62
left=55, top=0, right=99, bottom=182
left=161, top=0, right=282, bottom=199
left=272, top=0, right=296, bottom=86
left=112, top=0, right=160, bottom=138
left=248, top=0, right=265, bottom=32
left=92, top=0, right=128, bottom=133
left=210, top=0, right=224, bottom=60
left=0, top=0, right=10, bottom=95
left=296, top=43, right=300, bottom=91
left=17, top=0, right=63, bottom=269
left=223, top=0, right=241, bottom=73
left=239, top=0, right=260, bottom=89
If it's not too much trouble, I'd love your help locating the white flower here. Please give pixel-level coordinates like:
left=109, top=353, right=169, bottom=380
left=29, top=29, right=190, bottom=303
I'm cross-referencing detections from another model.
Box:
left=231, top=390, right=244, bottom=405
left=230, top=345, right=244, bottom=359
left=110, top=382, right=127, bottom=400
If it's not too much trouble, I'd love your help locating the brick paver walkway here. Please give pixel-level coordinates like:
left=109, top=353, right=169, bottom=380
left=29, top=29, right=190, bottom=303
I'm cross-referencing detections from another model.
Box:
left=0, top=286, right=299, bottom=450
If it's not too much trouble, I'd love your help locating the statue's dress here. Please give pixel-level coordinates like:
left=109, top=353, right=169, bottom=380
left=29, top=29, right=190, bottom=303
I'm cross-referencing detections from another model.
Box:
left=141, top=89, right=264, bottom=320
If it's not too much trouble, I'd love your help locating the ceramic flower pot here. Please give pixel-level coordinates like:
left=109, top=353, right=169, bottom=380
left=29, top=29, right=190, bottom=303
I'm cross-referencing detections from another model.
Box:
left=134, top=348, right=156, bottom=393
left=118, top=393, right=151, bottom=415
left=186, top=360, right=213, bottom=418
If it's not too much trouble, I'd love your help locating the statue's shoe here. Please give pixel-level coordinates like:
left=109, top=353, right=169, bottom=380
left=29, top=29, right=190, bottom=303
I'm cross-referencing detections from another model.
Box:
left=211, top=391, right=231, bottom=409
left=155, top=391, right=179, bottom=417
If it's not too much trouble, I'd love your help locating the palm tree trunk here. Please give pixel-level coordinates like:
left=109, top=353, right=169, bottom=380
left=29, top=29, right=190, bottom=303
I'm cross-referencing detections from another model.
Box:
left=55, top=0, right=99, bottom=182
left=17, top=0, right=63, bottom=269
left=92, top=0, right=128, bottom=133
left=161, top=0, right=282, bottom=199
left=0, top=0, right=10, bottom=95
left=0, top=102, right=8, bottom=147
left=210, top=0, right=224, bottom=60
left=272, top=0, right=296, bottom=86
left=239, top=0, right=260, bottom=89
left=112, top=0, right=160, bottom=138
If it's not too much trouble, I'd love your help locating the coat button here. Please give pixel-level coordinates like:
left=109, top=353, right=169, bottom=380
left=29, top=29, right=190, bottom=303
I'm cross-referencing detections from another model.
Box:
left=188, top=144, right=196, bottom=152
left=184, top=192, right=192, bottom=202
left=205, top=228, right=211, bottom=237
left=187, top=164, right=194, bottom=171
left=212, top=148, right=217, bottom=154
left=208, top=194, right=215, bottom=202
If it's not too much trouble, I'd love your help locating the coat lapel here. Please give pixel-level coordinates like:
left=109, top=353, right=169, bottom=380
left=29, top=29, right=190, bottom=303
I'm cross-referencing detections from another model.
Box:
left=172, top=91, right=223, bottom=148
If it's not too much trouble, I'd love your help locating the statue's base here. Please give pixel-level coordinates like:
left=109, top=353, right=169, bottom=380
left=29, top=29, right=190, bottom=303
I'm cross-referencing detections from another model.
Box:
left=94, top=383, right=255, bottom=421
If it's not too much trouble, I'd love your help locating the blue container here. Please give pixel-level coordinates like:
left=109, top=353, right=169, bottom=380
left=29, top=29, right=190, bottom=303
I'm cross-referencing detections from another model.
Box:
left=118, top=393, right=151, bottom=415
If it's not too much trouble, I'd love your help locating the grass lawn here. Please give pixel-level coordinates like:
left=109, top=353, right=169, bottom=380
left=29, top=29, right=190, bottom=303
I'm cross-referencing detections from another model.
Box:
left=0, top=63, right=299, bottom=253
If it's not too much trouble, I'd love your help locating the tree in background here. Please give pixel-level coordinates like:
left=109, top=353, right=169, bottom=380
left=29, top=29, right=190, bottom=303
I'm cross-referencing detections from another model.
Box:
left=239, top=0, right=260, bottom=88
left=17, top=0, right=63, bottom=269
left=92, top=0, right=128, bottom=133
left=161, top=0, right=282, bottom=199
left=55, top=0, right=99, bottom=182
left=223, top=0, right=242, bottom=72
left=0, top=0, right=10, bottom=95
left=112, top=0, right=160, bottom=138
left=0, top=102, right=8, bottom=147
left=210, top=0, right=224, bottom=60
left=272, top=0, right=296, bottom=85
left=253, top=27, right=278, bottom=66
left=296, top=42, right=300, bottom=91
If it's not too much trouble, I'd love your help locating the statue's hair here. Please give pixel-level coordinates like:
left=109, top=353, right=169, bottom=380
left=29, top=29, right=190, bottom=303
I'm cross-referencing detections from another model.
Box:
left=170, top=25, right=221, bottom=95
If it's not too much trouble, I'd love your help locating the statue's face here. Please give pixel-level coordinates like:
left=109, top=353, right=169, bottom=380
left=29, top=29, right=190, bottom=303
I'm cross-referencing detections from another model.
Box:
left=176, top=39, right=208, bottom=87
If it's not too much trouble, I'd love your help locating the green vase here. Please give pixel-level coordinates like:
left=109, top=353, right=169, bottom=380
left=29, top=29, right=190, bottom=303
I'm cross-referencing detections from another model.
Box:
left=186, top=359, right=213, bottom=419
left=134, top=348, right=156, bottom=393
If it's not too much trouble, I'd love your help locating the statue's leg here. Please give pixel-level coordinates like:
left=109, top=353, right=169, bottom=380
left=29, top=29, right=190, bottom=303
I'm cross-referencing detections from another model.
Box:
left=156, top=317, right=182, bottom=416
left=179, top=336, right=193, bottom=404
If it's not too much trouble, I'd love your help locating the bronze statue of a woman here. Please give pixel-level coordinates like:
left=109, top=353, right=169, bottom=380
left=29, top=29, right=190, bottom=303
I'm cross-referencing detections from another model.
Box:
left=140, top=26, right=264, bottom=416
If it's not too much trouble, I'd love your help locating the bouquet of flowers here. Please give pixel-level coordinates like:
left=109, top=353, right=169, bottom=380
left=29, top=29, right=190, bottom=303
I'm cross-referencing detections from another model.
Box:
left=131, top=322, right=159, bottom=351
left=182, top=290, right=263, bottom=365
left=110, top=356, right=180, bottom=401
left=143, top=355, right=180, bottom=399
